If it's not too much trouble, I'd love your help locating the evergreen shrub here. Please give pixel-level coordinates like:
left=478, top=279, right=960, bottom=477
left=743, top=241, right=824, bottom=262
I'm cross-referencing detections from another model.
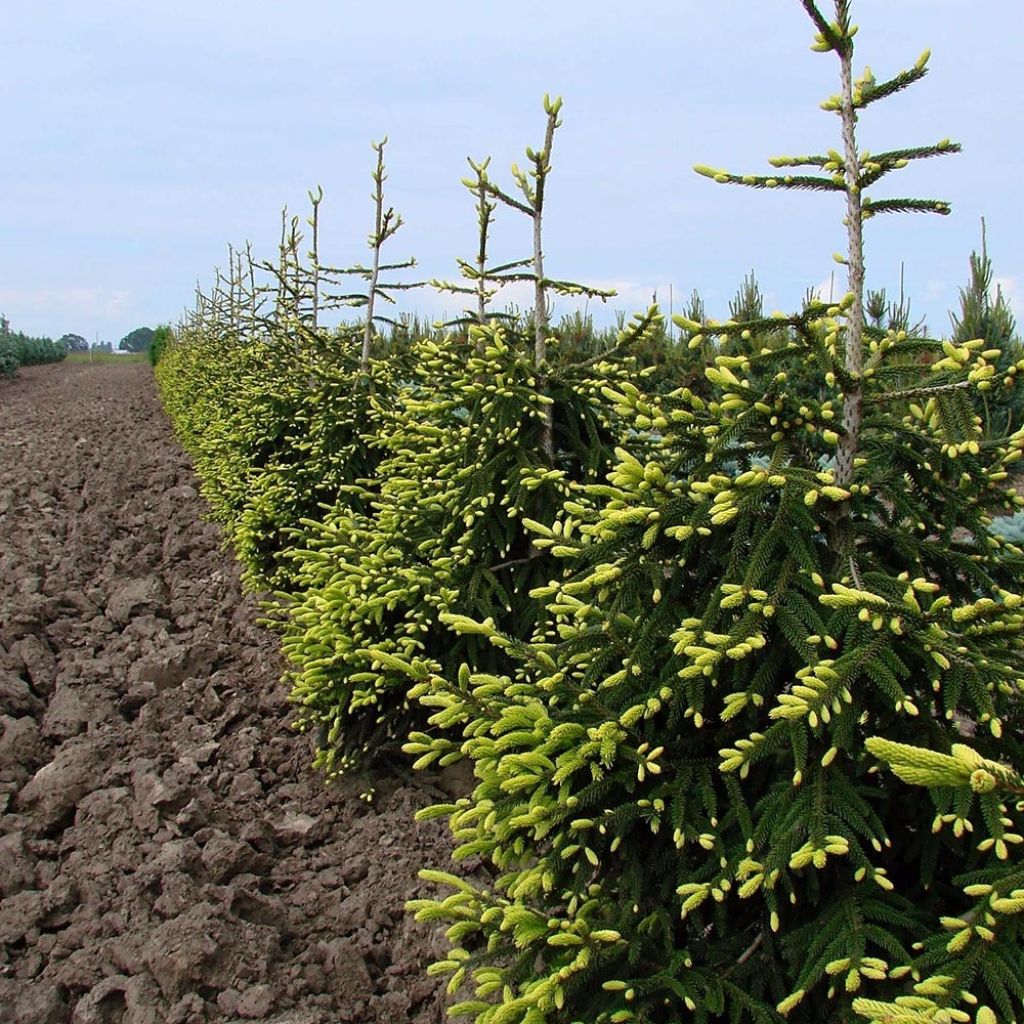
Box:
left=157, top=323, right=402, bottom=591
left=280, top=313, right=660, bottom=777
left=148, top=324, right=174, bottom=367
left=404, top=3, right=1024, bottom=1022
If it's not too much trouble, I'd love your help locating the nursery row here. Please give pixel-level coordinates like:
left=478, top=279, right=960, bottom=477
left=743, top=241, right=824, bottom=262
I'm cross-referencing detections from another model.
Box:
left=0, top=315, right=66, bottom=376
left=156, top=3, right=1024, bottom=1022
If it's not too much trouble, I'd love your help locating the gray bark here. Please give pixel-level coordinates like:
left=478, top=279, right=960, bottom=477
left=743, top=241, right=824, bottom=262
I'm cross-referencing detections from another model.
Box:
left=835, top=31, right=865, bottom=489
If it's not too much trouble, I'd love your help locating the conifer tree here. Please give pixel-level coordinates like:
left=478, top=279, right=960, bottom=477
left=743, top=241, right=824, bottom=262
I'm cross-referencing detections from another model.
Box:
left=405, top=4, right=1024, bottom=1022
left=353, top=138, right=422, bottom=369
left=278, top=100, right=642, bottom=778
left=451, top=97, right=615, bottom=457
left=951, top=220, right=1023, bottom=439
left=432, top=156, right=510, bottom=328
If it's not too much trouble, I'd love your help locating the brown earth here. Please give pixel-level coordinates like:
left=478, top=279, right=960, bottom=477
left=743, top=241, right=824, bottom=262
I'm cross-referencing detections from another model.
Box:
left=0, top=363, right=455, bottom=1024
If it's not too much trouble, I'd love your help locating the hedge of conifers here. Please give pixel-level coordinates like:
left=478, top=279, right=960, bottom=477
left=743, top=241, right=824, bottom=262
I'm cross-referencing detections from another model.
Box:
left=155, top=4, right=1024, bottom=1021
left=0, top=318, right=66, bottom=375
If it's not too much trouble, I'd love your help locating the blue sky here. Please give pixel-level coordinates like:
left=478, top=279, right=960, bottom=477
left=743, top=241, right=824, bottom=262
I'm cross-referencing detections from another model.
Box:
left=3, top=1, right=1021, bottom=344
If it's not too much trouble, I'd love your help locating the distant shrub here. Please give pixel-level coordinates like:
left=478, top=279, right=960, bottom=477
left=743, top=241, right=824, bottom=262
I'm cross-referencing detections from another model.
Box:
left=148, top=324, right=174, bottom=367
left=15, top=335, right=66, bottom=366
left=0, top=335, right=18, bottom=376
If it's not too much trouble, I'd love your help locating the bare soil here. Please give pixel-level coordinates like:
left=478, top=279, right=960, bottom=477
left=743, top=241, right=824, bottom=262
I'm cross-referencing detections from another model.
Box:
left=0, top=363, right=453, bottom=1024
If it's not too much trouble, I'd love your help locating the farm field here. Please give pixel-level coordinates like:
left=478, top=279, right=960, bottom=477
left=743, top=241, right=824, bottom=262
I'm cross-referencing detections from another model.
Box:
left=4, top=1, right=1023, bottom=1021
left=63, top=352, right=148, bottom=365
left=0, top=361, right=453, bottom=1023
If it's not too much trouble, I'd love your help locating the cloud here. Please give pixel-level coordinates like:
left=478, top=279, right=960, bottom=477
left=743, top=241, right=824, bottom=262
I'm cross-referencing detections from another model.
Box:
left=810, top=273, right=842, bottom=304
left=590, top=280, right=668, bottom=315
left=0, top=287, right=133, bottom=322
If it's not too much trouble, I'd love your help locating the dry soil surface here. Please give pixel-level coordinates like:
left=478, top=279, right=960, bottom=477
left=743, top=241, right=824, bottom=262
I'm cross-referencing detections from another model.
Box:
left=0, top=363, right=453, bottom=1024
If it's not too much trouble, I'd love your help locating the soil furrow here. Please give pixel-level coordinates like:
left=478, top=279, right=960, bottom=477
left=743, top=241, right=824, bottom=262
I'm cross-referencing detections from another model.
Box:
left=0, top=363, right=450, bottom=1024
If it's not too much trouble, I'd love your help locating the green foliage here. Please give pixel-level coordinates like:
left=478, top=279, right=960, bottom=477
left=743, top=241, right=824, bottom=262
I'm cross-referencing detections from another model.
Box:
left=153, top=6, right=1023, bottom=1020
left=855, top=740, right=1024, bottom=1024
left=405, top=4, right=1024, bottom=1023
left=157, top=321, right=396, bottom=592
left=0, top=314, right=66, bottom=374
left=148, top=324, right=174, bottom=366
left=951, top=222, right=1023, bottom=439
left=58, top=332, right=89, bottom=352
left=281, top=313, right=654, bottom=777
left=119, top=326, right=156, bottom=352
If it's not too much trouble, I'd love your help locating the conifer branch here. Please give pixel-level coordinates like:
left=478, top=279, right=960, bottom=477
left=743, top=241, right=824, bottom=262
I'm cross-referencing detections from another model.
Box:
left=866, top=141, right=961, bottom=166
left=479, top=258, right=534, bottom=277
left=851, top=63, right=928, bottom=108
left=861, top=197, right=953, bottom=217
left=374, top=279, right=429, bottom=292
left=799, top=0, right=845, bottom=53
left=768, top=153, right=835, bottom=168
left=319, top=291, right=369, bottom=305
left=694, top=167, right=846, bottom=193
left=277, top=205, right=288, bottom=316
left=430, top=280, right=477, bottom=296
left=532, top=96, right=560, bottom=461
left=478, top=180, right=534, bottom=217
left=867, top=378, right=973, bottom=403
left=377, top=259, right=419, bottom=273
left=470, top=159, right=496, bottom=323
left=363, top=138, right=388, bottom=369
left=542, top=278, right=616, bottom=299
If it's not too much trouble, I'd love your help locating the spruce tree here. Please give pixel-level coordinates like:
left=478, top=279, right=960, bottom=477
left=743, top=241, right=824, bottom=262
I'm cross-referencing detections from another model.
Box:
left=405, top=3, right=1024, bottom=1022
left=279, top=102, right=643, bottom=779
left=951, top=220, right=1023, bottom=439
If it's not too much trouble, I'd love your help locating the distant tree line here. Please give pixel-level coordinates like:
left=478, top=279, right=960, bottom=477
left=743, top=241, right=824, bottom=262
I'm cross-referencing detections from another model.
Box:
left=0, top=314, right=66, bottom=375
left=0, top=317, right=165, bottom=376
left=61, top=327, right=157, bottom=353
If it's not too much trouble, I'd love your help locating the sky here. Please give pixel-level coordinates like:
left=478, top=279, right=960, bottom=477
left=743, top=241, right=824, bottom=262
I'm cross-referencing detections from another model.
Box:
left=2, top=1, right=1021, bottom=345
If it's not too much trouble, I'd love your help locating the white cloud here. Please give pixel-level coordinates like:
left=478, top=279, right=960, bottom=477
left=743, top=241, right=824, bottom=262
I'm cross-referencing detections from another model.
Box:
left=589, top=280, right=667, bottom=315
left=0, top=287, right=133, bottom=321
left=810, top=273, right=842, bottom=304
